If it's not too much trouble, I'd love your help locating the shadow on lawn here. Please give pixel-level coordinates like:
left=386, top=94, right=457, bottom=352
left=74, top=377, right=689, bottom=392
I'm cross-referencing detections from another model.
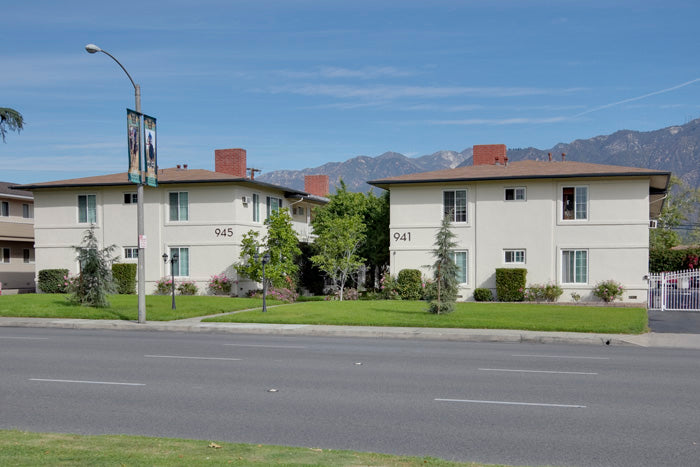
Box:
left=51, top=297, right=131, bottom=321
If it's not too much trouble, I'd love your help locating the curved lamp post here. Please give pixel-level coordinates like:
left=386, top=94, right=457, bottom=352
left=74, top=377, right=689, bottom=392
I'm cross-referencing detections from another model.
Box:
left=254, top=252, right=271, bottom=312
left=85, top=44, right=146, bottom=323
left=162, top=252, right=179, bottom=310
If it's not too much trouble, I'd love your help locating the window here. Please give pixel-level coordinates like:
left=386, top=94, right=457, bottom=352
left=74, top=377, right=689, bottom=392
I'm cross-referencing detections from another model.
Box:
left=266, top=196, right=282, bottom=219
left=78, top=194, right=96, bottom=223
left=443, top=190, right=467, bottom=222
left=124, top=193, right=137, bottom=204
left=124, top=247, right=138, bottom=259
left=563, top=186, right=588, bottom=220
left=253, top=193, right=260, bottom=222
left=23, top=249, right=34, bottom=264
left=169, top=192, right=189, bottom=221
left=505, top=187, right=526, bottom=201
left=22, top=204, right=33, bottom=218
left=451, top=251, right=468, bottom=284
left=2, top=248, right=10, bottom=263
left=170, top=247, right=189, bottom=276
left=1, top=201, right=8, bottom=217
left=504, top=249, right=526, bottom=264
left=562, top=250, right=587, bottom=284
left=293, top=206, right=305, bottom=216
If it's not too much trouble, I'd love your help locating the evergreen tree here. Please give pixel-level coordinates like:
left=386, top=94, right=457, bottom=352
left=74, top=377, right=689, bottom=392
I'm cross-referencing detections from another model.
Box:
left=69, top=228, right=118, bottom=307
left=0, top=108, right=24, bottom=143
left=427, top=213, right=458, bottom=314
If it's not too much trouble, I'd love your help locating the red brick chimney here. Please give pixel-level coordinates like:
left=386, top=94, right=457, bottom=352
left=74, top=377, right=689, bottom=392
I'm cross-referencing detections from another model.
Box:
left=304, top=175, right=329, bottom=197
left=215, top=148, right=247, bottom=177
left=472, top=144, right=507, bottom=166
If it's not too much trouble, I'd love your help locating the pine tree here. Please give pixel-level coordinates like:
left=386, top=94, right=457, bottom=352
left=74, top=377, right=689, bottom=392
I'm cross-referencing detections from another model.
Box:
left=69, top=228, right=117, bottom=307
left=427, top=213, right=458, bottom=314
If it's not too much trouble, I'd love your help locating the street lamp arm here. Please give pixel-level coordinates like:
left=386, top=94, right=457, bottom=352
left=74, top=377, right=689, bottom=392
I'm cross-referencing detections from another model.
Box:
left=85, top=44, right=140, bottom=110
left=99, top=49, right=139, bottom=91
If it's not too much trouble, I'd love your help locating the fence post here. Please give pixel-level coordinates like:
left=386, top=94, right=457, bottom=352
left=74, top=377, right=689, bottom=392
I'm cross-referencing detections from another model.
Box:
left=660, top=272, right=666, bottom=311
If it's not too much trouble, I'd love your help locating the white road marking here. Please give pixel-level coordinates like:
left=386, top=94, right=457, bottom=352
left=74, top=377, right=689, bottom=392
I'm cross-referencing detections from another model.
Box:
left=0, top=336, right=49, bottom=340
left=479, top=368, right=598, bottom=375
left=223, top=344, right=306, bottom=349
left=512, top=354, right=610, bottom=360
left=144, top=355, right=241, bottom=361
left=435, top=398, right=586, bottom=408
left=30, top=378, right=144, bottom=386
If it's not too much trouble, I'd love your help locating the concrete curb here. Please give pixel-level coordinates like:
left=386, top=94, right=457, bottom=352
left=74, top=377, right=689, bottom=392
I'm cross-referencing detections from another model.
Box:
left=4, top=317, right=699, bottom=349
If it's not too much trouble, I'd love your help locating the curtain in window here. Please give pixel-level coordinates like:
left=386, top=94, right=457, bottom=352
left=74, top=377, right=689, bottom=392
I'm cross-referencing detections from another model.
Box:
left=169, top=193, right=179, bottom=221
left=563, top=250, right=587, bottom=283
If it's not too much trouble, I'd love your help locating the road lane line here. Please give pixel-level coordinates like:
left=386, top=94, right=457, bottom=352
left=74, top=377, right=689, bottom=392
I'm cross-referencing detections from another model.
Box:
left=435, top=398, right=586, bottom=408
left=479, top=368, right=597, bottom=375
left=0, top=336, right=49, bottom=340
left=512, top=354, right=609, bottom=360
left=144, top=355, right=241, bottom=361
left=30, top=378, right=144, bottom=386
left=223, top=344, right=307, bottom=349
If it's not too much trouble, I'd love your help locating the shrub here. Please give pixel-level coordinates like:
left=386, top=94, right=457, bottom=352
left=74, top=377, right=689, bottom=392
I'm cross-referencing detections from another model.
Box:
left=523, top=283, right=563, bottom=302
left=327, top=287, right=358, bottom=301
left=268, top=287, right=298, bottom=303
left=155, top=277, right=174, bottom=295
left=649, top=247, right=700, bottom=273
left=571, top=292, right=581, bottom=302
left=38, top=269, right=70, bottom=293
left=473, top=288, right=494, bottom=302
left=397, top=269, right=423, bottom=300
left=177, top=281, right=198, bottom=296
left=379, top=273, right=401, bottom=300
left=593, top=280, right=624, bottom=303
left=112, top=263, right=136, bottom=294
left=495, top=268, right=527, bottom=302
left=207, top=274, right=233, bottom=295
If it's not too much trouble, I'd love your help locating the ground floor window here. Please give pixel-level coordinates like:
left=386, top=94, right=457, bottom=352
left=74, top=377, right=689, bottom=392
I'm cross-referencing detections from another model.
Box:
left=124, top=247, right=138, bottom=259
left=562, top=249, right=587, bottom=283
left=23, top=249, right=34, bottom=264
left=2, top=248, right=10, bottom=263
left=170, top=247, right=190, bottom=277
left=451, top=251, right=468, bottom=284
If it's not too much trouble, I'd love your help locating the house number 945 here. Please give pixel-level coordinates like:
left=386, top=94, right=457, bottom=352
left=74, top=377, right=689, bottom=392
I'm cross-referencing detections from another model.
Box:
left=215, top=227, right=234, bottom=237
left=393, top=232, right=411, bottom=242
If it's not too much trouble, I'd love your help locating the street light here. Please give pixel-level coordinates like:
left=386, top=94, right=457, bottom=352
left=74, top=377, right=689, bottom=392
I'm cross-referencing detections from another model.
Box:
left=85, top=43, right=147, bottom=323
left=254, top=252, right=271, bottom=312
left=162, top=252, right=179, bottom=310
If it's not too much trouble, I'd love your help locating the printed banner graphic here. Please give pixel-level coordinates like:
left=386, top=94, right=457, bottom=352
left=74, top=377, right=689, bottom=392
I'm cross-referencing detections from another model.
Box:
left=143, top=115, right=157, bottom=187
left=126, top=109, right=141, bottom=184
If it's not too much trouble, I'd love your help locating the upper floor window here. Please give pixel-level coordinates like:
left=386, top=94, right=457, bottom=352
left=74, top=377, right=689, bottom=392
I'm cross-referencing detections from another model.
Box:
left=170, top=247, right=189, bottom=276
left=563, top=186, right=588, bottom=220
left=504, top=249, right=526, bottom=264
left=1, top=201, right=8, bottom=217
left=505, top=187, right=526, bottom=201
left=292, top=206, right=305, bottom=216
left=169, top=192, right=189, bottom=221
left=23, top=248, right=34, bottom=264
left=253, top=193, right=260, bottom=222
left=562, top=249, right=588, bottom=284
left=266, top=196, right=282, bottom=219
left=124, top=193, right=137, bottom=204
left=22, top=203, right=33, bottom=219
left=443, top=190, right=467, bottom=223
left=78, top=194, right=96, bottom=224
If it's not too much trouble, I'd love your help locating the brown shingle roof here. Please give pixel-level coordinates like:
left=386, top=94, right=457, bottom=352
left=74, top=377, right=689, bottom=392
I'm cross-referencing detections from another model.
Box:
left=368, top=160, right=671, bottom=191
left=1, top=182, right=33, bottom=199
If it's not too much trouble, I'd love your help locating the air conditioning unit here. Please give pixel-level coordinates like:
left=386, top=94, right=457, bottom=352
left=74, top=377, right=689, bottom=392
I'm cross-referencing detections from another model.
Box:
left=649, top=219, right=658, bottom=229
left=241, top=195, right=250, bottom=205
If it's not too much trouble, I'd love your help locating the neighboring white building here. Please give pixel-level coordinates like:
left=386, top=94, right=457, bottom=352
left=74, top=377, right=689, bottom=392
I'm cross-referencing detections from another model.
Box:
left=14, top=148, right=328, bottom=295
left=368, top=145, right=671, bottom=303
left=0, top=182, right=35, bottom=293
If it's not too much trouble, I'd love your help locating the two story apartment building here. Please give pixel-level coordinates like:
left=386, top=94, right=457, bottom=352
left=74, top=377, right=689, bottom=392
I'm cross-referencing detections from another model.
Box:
left=14, top=148, right=328, bottom=295
left=369, top=145, right=671, bottom=303
left=0, top=182, right=35, bottom=293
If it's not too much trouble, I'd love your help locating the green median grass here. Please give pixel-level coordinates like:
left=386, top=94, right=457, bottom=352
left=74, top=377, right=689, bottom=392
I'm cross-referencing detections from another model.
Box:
left=0, top=294, right=280, bottom=321
left=204, top=300, right=648, bottom=334
left=0, top=430, right=504, bottom=466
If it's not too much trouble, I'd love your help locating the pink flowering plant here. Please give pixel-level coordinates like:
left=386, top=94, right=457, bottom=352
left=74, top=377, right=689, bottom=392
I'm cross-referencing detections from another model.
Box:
left=523, top=283, right=563, bottom=303
left=592, top=280, right=624, bottom=303
left=155, top=277, right=173, bottom=295
left=379, top=273, right=401, bottom=300
left=207, top=274, right=232, bottom=295
left=177, top=281, right=198, bottom=295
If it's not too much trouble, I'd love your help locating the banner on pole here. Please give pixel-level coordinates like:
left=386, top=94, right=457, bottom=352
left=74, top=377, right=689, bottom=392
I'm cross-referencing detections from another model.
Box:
left=126, top=109, right=142, bottom=184
left=143, top=114, right=158, bottom=187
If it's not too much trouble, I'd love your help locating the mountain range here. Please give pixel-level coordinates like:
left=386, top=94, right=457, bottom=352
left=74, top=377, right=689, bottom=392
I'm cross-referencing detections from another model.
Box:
left=258, top=119, right=700, bottom=193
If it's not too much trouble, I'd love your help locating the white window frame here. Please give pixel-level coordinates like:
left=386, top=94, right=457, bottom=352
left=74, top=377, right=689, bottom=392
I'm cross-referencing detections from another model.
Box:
left=77, top=194, right=97, bottom=224
left=562, top=186, right=588, bottom=221
left=2, top=247, right=10, bottom=263
left=253, top=193, right=261, bottom=223
left=169, top=247, right=190, bottom=277
left=504, top=249, right=526, bottom=264
left=0, top=201, right=8, bottom=217
left=169, top=192, right=189, bottom=221
left=22, top=203, right=33, bottom=218
left=123, top=247, right=139, bottom=260
left=266, top=196, right=283, bottom=219
left=504, top=187, right=526, bottom=201
left=443, top=189, right=467, bottom=223
left=123, top=193, right=138, bottom=204
left=561, top=249, right=588, bottom=284
left=451, top=250, right=468, bottom=284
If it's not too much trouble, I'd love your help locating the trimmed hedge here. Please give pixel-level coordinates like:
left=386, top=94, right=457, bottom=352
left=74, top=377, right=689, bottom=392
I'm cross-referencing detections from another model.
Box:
left=473, top=288, right=494, bottom=302
left=496, top=268, right=527, bottom=302
left=38, top=269, right=70, bottom=293
left=112, top=263, right=137, bottom=294
left=397, top=269, right=423, bottom=300
left=649, top=247, right=700, bottom=273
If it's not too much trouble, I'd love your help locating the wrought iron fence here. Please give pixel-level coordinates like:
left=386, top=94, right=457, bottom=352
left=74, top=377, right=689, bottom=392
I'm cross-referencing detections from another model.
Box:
left=647, top=269, right=700, bottom=311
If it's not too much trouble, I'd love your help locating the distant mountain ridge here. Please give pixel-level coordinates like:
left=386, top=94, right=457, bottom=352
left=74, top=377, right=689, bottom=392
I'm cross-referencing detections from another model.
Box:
left=258, top=119, right=700, bottom=192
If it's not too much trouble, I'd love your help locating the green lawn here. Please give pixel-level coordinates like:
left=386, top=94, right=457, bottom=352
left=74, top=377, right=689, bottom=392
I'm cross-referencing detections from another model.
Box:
left=0, top=294, right=279, bottom=321
left=205, top=300, right=648, bottom=334
left=0, top=430, right=502, bottom=466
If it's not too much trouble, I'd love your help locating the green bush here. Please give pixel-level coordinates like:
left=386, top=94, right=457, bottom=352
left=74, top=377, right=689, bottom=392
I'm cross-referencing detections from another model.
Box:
left=112, top=263, right=137, bottom=294
left=379, top=273, right=401, bottom=299
left=473, top=288, right=494, bottom=302
left=524, top=283, right=563, bottom=302
left=38, top=269, right=70, bottom=293
left=177, top=281, right=198, bottom=296
left=649, top=247, right=700, bottom=272
left=397, top=269, right=423, bottom=300
left=155, top=277, right=173, bottom=295
left=593, top=280, right=624, bottom=303
left=495, top=268, right=527, bottom=302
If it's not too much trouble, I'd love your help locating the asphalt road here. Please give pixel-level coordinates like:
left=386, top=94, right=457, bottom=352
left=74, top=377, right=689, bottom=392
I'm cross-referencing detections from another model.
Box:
left=648, top=310, right=700, bottom=334
left=1, top=327, right=699, bottom=467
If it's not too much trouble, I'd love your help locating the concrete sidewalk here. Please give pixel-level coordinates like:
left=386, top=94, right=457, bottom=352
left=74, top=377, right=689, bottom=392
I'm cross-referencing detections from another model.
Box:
left=2, top=316, right=700, bottom=350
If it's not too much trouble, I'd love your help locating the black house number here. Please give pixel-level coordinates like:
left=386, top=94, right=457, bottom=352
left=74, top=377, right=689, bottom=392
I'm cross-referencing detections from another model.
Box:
left=393, top=232, right=411, bottom=242
left=215, top=227, right=234, bottom=237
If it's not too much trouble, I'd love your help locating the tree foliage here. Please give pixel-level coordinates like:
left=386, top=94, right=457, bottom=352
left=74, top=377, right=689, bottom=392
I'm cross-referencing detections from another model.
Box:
left=69, top=228, right=118, bottom=307
left=236, top=208, right=301, bottom=289
left=650, top=175, right=700, bottom=249
left=0, top=108, right=24, bottom=142
left=310, top=214, right=366, bottom=300
left=427, top=214, right=458, bottom=314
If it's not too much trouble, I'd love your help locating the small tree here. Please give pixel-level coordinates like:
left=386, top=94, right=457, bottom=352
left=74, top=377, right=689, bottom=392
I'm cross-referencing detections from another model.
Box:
left=427, top=214, right=458, bottom=314
left=310, top=214, right=366, bottom=300
left=68, top=228, right=118, bottom=307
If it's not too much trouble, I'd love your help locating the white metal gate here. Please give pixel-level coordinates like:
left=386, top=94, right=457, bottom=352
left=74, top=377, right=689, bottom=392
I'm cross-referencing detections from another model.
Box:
left=648, top=270, right=700, bottom=311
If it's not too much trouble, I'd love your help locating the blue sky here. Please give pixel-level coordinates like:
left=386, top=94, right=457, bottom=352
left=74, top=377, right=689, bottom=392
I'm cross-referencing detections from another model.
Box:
left=3, top=0, right=700, bottom=184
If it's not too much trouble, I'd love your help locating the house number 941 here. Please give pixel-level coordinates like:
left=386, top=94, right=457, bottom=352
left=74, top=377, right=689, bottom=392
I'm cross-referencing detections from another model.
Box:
left=393, top=232, right=411, bottom=242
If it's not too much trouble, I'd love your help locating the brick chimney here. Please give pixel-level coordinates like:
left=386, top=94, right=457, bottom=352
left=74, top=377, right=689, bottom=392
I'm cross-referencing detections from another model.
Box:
left=304, top=175, right=329, bottom=197
left=215, top=148, right=247, bottom=177
left=472, top=144, right=507, bottom=166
